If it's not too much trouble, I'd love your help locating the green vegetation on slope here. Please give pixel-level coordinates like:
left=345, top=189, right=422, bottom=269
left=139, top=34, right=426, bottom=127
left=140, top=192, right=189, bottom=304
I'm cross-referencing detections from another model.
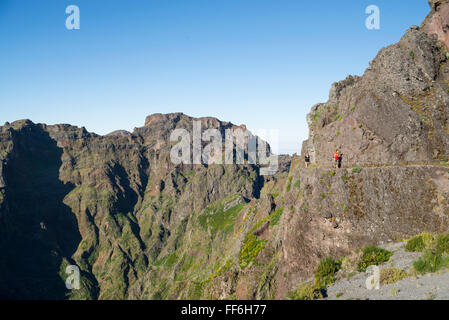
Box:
left=289, top=256, right=341, bottom=300
left=358, top=246, right=392, bottom=272
left=406, top=232, right=449, bottom=275
left=288, top=283, right=323, bottom=300
left=314, top=257, right=342, bottom=288
left=199, top=197, right=245, bottom=236
left=239, top=234, right=267, bottom=269
left=413, top=251, right=449, bottom=275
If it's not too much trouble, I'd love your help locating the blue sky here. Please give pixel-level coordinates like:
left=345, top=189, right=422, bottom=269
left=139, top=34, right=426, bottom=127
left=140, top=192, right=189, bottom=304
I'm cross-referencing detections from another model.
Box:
left=0, top=0, right=430, bottom=154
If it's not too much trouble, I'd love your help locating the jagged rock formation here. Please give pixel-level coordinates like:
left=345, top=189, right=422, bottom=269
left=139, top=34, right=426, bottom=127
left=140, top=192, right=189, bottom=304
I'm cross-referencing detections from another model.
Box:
left=283, top=0, right=449, bottom=296
left=0, top=114, right=274, bottom=299
left=303, top=0, right=449, bottom=166
left=423, top=0, right=449, bottom=49
left=0, top=0, right=449, bottom=300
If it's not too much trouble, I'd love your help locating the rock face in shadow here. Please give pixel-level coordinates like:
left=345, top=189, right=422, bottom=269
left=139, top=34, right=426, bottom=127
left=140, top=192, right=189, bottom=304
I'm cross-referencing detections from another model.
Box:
left=0, top=123, right=80, bottom=299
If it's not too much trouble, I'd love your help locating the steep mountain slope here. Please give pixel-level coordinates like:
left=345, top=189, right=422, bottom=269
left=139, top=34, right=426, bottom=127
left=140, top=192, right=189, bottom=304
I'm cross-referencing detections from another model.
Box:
left=1, top=0, right=449, bottom=300
left=278, top=0, right=449, bottom=296
left=0, top=115, right=284, bottom=299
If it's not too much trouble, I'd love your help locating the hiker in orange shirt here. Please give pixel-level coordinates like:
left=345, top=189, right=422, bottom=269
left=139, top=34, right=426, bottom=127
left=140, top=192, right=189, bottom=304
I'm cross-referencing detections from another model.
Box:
left=333, top=149, right=342, bottom=169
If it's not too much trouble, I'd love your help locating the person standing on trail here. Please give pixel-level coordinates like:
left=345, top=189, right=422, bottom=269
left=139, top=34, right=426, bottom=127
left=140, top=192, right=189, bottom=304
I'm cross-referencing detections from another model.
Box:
left=337, top=153, right=343, bottom=169
left=333, top=149, right=341, bottom=169
left=305, top=152, right=311, bottom=168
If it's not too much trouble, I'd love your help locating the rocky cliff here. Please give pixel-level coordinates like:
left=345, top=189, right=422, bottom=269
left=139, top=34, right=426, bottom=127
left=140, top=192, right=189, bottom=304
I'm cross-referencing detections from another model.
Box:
left=1, top=0, right=449, bottom=300
left=0, top=115, right=273, bottom=299
left=303, top=0, right=449, bottom=167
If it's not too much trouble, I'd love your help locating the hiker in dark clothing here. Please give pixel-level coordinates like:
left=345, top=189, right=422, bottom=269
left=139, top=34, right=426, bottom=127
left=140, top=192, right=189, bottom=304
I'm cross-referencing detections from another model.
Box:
left=337, top=153, right=343, bottom=169
left=305, top=151, right=311, bottom=168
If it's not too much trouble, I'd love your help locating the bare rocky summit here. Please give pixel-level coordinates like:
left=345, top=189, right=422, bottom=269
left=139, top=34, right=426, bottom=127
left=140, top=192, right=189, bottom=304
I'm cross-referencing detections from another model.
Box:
left=423, top=0, right=449, bottom=49
left=304, top=34, right=449, bottom=166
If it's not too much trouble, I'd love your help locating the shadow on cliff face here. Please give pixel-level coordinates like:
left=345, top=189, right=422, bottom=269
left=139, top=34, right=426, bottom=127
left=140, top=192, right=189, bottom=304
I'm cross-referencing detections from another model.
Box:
left=0, top=124, right=81, bottom=299
left=107, top=162, right=139, bottom=216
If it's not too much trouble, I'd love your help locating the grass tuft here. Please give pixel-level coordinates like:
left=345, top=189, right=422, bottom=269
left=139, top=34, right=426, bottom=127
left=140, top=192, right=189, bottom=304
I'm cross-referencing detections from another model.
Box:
left=314, top=257, right=341, bottom=288
left=413, top=250, right=449, bottom=275
left=358, top=246, right=392, bottom=272
left=288, top=283, right=323, bottom=300
left=380, top=268, right=408, bottom=284
left=352, top=167, right=362, bottom=174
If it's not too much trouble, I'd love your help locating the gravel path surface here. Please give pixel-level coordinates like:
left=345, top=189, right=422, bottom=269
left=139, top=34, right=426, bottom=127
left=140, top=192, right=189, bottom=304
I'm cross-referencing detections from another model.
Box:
left=324, top=242, right=449, bottom=300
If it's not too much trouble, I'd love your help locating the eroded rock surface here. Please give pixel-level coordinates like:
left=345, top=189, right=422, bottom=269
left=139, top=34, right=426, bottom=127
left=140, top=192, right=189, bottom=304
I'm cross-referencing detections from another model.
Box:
left=303, top=1, right=449, bottom=166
